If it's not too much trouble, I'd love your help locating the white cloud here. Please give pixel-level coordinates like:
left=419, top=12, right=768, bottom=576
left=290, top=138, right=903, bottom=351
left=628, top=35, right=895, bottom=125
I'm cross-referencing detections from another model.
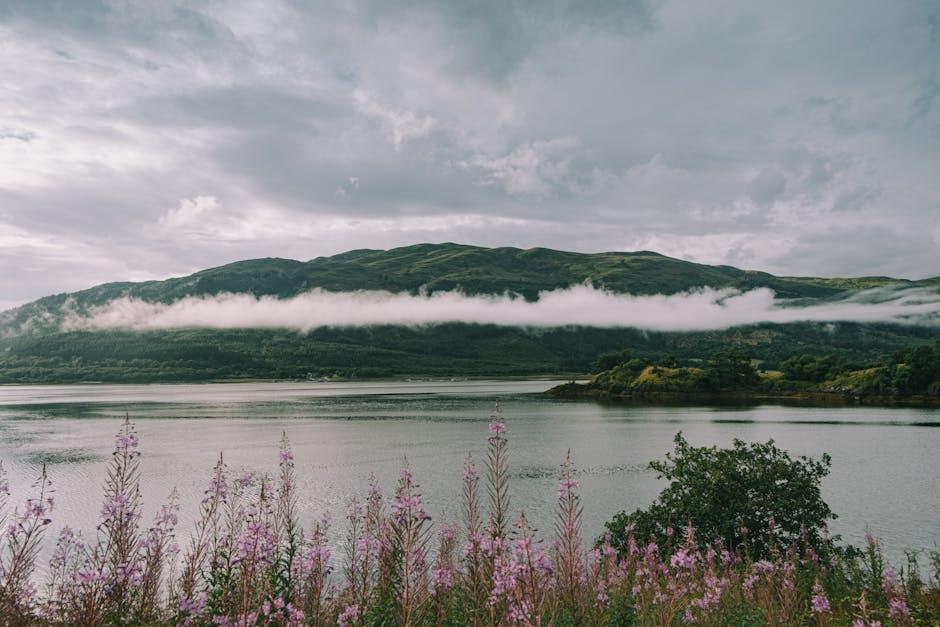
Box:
left=465, top=137, right=581, bottom=196
left=353, top=91, right=437, bottom=151
left=158, top=196, right=221, bottom=229
left=60, top=284, right=940, bottom=333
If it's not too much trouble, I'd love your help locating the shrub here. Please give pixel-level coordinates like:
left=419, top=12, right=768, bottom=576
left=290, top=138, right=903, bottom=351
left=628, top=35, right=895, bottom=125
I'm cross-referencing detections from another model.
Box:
left=604, top=433, right=836, bottom=561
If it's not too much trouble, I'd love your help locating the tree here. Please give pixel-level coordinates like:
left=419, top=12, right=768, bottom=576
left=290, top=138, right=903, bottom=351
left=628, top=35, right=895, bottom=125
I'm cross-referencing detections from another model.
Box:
left=907, top=345, right=939, bottom=393
left=602, top=433, right=836, bottom=560
left=781, top=354, right=839, bottom=382
left=592, top=350, right=631, bottom=374
left=701, top=349, right=760, bottom=390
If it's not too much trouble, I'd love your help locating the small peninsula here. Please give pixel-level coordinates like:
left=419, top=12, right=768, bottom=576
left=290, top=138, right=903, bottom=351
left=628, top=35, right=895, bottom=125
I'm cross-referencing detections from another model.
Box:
left=548, top=346, right=940, bottom=408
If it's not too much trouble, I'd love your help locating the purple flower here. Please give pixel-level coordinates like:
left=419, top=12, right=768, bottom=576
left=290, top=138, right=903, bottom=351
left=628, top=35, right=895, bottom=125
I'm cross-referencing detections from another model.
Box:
left=115, top=432, right=139, bottom=452
left=488, top=421, right=507, bottom=435
left=888, top=596, right=911, bottom=619
left=337, top=604, right=359, bottom=627
left=462, top=457, right=478, bottom=481
left=811, top=580, right=831, bottom=614
left=432, top=564, right=455, bottom=591
left=179, top=593, right=207, bottom=615
left=669, top=547, right=697, bottom=570
left=237, top=520, right=276, bottom=564
left=556, top=476, right=580, bottom=498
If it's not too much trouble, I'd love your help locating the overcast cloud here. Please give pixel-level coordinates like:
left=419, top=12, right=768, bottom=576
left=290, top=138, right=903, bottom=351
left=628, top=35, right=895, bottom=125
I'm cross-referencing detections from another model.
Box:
left=1, top=0, right=939, bottom=311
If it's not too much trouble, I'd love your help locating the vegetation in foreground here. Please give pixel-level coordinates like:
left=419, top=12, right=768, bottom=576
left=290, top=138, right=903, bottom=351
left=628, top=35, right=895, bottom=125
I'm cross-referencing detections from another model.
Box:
left=1, top=412, right=938, bottom=625
left=553, top=343, right=940, bottom=405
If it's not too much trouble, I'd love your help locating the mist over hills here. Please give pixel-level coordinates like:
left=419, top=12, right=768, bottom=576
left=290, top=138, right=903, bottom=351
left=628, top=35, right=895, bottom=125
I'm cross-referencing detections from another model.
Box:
left=1, top=243, right=938, bottom=383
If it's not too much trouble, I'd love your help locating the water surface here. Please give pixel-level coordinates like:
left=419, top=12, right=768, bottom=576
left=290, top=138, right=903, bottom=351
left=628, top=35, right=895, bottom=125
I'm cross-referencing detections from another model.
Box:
left=1, top=380, right=937, bottom=565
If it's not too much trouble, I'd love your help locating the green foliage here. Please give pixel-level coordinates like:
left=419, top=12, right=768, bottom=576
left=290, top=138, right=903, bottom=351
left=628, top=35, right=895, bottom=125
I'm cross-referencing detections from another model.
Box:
left=780, top=354, right=840, bottom=381
left=830, top=341, right=940, bottom=396
left=592, top=350, right=632, bottom=374
left=604, top=433, right=836, bottom=560
left=700, top=350, right=760, bottom=390
left=3, top=322, right=937, bottom=384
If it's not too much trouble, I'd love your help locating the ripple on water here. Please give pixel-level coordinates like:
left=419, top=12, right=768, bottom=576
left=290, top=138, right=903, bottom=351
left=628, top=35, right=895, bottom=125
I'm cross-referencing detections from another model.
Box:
left=23, top=448, right=101, bottom=465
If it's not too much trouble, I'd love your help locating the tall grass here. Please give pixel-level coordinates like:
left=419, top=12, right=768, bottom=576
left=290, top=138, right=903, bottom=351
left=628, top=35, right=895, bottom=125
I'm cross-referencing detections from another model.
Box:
left=1, top=412, right=938, bottom=625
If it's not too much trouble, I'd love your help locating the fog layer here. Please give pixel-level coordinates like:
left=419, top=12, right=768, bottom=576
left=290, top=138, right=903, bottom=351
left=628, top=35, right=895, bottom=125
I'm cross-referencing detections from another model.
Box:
left=59, top=285, right=940, bottom=333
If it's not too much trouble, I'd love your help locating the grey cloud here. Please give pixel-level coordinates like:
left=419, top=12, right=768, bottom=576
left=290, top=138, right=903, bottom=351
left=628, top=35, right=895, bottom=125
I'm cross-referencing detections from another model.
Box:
left=345, top=0, right=656, bottom=82
left=0, top=127, right=37, bottom=142
left=0, top=0, right=938, bottom=309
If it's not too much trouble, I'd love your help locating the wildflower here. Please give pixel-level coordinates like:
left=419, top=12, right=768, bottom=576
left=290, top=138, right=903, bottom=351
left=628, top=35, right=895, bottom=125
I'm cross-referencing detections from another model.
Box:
left=205, top=470, right=229, bottom=501
left=286, top=605, right=305, bottom=624
left=811, top=579, right=831, bottom=614
left=463, top=456, right=478, bottom=481
left=669, top=547, right=697, bottom=570
left=888, top=596, right=911, bottom=619
left=237, top=519, right=276, bottom=564
left=882, top=566, right=899, bottom=591
left=752, top=560, right=774, bottom=574
left=488, top=420, right=507, bottom=435
left=431, top=564, right=455, bottom=591
left=556, top=476, right=580, bottom=498
left=337, top=604, right=359, bottom=627
left=179, top=593, right=207, bottom=615
left=115, top=432, right=139, bottom=452
left=719, top=549, right=732, bottom=566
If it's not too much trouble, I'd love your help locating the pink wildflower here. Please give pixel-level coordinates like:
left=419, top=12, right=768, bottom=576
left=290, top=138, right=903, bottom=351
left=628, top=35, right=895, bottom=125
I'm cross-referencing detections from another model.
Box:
left=889, top=596, right=911, bottom=619
left=556, top=476, right=580, bottom=498
left=811, top=579, right=831, bottom=614
left=337, top=604, right=359, bottom=627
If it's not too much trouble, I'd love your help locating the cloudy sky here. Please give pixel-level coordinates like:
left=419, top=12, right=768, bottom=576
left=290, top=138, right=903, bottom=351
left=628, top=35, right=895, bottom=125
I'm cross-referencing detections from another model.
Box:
left=1, top=0, right=938, bottom=311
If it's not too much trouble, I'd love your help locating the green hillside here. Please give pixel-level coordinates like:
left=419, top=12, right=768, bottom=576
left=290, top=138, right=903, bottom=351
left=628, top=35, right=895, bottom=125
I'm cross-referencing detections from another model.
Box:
left=6, top=242, right=927, bottom=336
left=1, top=243, right=937, bottom=383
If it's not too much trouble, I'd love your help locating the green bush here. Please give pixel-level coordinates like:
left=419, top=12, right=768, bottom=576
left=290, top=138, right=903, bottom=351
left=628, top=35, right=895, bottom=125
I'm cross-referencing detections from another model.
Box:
left=603, top=433, right=836, bottom=560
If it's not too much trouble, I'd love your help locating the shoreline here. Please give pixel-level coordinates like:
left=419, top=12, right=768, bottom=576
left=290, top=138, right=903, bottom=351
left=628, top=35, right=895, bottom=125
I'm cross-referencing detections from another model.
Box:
left=546, top=382, right=940, bottom=409
left=0, top=373, right=584, bottom=387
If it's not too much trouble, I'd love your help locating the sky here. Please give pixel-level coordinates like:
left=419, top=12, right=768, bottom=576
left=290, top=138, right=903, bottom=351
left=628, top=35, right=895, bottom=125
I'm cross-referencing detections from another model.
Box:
left=1, top=0, right=939, bottom=312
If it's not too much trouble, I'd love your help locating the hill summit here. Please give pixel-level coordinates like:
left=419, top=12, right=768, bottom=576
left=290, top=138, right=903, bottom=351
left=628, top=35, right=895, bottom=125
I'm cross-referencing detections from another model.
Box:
left=1, top=243, right=937, bottom=383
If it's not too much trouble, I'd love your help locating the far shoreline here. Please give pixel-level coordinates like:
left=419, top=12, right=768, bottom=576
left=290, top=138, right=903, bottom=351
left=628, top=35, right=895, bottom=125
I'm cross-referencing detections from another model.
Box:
left=546, top=381, right=940, bottom=409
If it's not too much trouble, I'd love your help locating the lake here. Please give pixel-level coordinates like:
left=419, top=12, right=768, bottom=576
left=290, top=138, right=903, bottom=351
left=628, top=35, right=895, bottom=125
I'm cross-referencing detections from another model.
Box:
left=1, top=380, right=938, bottom=566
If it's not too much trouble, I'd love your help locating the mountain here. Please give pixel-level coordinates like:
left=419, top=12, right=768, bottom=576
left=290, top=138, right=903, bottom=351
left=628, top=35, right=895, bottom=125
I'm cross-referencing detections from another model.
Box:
left=1, top=243, right=938, bottom=383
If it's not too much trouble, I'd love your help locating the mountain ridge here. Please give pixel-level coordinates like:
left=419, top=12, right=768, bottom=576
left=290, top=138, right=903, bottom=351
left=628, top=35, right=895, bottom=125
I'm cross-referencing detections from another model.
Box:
left=2, top=243, right=938, bottom=384
left=4, top=243, right=936, bottom=324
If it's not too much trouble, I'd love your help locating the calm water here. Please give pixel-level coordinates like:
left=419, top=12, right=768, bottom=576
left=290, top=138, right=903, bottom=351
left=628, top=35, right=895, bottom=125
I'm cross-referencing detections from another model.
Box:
left=1, top=380, right=938, bottom=566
